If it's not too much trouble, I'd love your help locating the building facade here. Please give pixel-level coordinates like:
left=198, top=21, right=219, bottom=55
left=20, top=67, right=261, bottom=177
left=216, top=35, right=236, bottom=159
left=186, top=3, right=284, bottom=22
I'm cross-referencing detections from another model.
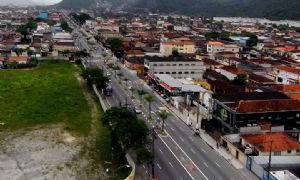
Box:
left=144, top=56, right=204, bottom=79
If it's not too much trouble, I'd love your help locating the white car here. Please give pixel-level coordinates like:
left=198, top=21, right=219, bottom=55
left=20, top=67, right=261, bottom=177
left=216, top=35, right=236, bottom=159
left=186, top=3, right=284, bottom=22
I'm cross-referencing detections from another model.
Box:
left=134, top=108, right=142, bottom=114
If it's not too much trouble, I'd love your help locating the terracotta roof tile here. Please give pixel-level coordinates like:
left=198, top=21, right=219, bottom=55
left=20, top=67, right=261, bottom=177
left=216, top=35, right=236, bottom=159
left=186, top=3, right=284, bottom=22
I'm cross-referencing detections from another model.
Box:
left=242, top=133, right=300, bottom=152
left=231, top=99, right=300, bottom=113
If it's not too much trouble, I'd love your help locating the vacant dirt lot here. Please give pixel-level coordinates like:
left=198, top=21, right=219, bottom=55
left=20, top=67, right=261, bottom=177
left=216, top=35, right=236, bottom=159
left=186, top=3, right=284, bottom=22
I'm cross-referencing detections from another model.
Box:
left=0, top=125, right=106, bottom=180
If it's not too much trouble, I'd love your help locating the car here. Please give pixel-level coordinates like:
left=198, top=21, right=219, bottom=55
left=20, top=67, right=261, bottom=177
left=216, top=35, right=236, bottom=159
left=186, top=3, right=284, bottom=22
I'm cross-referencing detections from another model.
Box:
left=165, top=97, right=170, bottom=103
left=134, top=107, right=142, bottom=114
left=106, top=72, right=111, bottom=76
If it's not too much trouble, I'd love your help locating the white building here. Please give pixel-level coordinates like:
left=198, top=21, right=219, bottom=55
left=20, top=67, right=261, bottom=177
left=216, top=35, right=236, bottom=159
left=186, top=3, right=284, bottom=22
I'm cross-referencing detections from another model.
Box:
left=207, top=41, right=241, bottom=54
left=144, top=56, right=204, bottom=79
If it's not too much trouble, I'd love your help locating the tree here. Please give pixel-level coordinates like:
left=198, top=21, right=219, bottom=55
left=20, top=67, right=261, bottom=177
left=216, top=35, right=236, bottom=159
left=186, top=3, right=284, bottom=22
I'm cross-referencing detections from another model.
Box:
left=17, top=19, right=37, bottom=43
left=101, top=107, right=149, bottom=150
left=106, top=38, right=123, bottom=53
left=172, top=49, right=180, bottom=57
left=72, top=13, right=91, bottom=25
left=81, top=68, right=108, bottom=89
left=144, top=94, right=155, bottom=119
left=158, top=110, right=169, bottom=131
left=137, top=88, right=147, bottom=104
left=136, top=146, right=153, bottom=164
left=74, top=50, right=89, bottom=59
left=60, top=20, right=72, bottom=32
left=233, top=73, right=248, bottom=86
left=244, top=32, right=258, bottom=47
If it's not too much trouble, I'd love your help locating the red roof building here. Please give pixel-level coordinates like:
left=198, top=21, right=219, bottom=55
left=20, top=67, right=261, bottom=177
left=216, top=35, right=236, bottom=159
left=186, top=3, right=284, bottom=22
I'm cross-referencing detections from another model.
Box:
left=242, top=133, right=300, bottom=156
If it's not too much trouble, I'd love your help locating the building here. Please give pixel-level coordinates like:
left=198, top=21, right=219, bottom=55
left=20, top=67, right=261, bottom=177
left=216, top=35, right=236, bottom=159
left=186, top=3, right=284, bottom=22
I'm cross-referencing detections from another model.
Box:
left=212, top=92, right=300, bottom=133
left=37, top=11, right=48, bottom=19
left=160, top=40, right=196, bottom=56
left=274, top=65, right=300, bottom=84
left=124, top=57, right=144, bottom=75
left=242, top=133, right=300, bottom=156
left=144, top=56, right=204, bottom=79
left=207, top=41, right=241, bottom=54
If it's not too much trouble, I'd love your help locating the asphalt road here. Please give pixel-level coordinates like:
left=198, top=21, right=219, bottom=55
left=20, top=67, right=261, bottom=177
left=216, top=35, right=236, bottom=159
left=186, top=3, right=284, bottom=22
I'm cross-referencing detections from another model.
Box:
left=67, top=15, right=254, bottom=180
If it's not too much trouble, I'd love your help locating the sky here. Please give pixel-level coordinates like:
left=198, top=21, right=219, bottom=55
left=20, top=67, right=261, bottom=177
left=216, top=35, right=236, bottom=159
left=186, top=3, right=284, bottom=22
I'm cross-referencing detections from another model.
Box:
left=0, top=0, right=62, bottom=6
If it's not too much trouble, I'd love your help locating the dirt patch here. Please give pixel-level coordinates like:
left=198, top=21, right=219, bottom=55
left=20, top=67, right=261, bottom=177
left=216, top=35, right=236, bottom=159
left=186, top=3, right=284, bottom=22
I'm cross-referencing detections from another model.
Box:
left=0, top=126, right=81, bottom=180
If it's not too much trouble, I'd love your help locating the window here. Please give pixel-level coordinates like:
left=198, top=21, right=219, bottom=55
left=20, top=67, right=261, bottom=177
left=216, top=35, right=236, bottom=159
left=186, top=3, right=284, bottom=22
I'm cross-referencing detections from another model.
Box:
left=185, top=64, right=190, bottom=66
left=184, top=71, right=189, bottom=74
left=159, top=63, right=164, bottom=66
left=159, top=72, right=163, bottom=74
left=166, top=64, right=170, bottom=66
left=172, top=72, right=176, bottom=74
left=287, top=150, right=291, bottom=154
left=173, top=64, right=177, bottom=66
left=153, top=64, right=157, bottom=66
left=178, top=72, right=182, bottom=74
left=166, top=72, right=170, bottom=74
left=179, top=64, right=183, bottom=66
left=274, top=151, right=281, bottom=156
left=191, top=64, right=196, bottom=66
left=297, top=149, right=300, bottom=153
left=191, top=71, right=195, bottom=74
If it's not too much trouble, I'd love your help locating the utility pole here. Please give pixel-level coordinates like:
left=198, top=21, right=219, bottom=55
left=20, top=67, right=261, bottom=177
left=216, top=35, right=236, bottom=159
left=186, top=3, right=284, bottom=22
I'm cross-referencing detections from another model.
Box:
left=151, top=127, right=156, bottom=179
left=267, top=141, right=273, bottom=180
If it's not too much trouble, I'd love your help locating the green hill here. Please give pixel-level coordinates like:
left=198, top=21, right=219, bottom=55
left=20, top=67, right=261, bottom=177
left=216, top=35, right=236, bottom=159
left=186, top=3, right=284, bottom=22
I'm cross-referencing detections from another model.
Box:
left=57, top=0, right=300, bottom=20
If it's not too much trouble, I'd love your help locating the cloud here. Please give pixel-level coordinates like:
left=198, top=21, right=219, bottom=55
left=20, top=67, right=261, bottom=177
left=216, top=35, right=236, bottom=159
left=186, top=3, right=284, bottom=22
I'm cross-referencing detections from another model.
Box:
left=0, top=0, right=62, bottom=6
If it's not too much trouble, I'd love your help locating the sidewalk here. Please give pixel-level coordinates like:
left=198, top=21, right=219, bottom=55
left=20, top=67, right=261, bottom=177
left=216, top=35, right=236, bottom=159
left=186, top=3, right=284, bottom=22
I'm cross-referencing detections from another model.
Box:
left=154, top=93, right=259, bottom=180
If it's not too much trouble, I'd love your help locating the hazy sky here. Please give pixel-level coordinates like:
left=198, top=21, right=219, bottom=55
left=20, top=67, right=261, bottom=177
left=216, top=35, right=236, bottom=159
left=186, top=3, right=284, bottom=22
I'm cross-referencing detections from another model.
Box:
left=0, top=0, right=62, bottom=6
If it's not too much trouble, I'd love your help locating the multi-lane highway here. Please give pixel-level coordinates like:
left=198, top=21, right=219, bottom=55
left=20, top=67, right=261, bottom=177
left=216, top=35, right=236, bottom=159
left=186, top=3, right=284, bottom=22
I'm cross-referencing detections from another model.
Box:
left=65, top=13, right=256, bottom=180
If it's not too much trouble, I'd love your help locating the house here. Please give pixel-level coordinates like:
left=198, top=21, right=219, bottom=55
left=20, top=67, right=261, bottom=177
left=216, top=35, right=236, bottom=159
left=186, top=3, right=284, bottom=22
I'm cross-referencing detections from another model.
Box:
left=126, top=50, right=145, bottom=58
left=124, top=57, right=144, bottom=75
left=242, top=133, right=300, bottom=156
left=218, top=65, right=244, bottom=80
left=207, top=41, right=241, bottom=55
left=274, top=65, right=300, bottom=84
left=160, top=40, right=195, bottom=56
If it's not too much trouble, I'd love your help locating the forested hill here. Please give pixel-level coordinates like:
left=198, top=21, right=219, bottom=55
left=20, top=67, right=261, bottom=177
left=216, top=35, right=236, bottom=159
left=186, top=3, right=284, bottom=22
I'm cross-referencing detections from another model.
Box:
left=57, top=0, right=300, bottom=20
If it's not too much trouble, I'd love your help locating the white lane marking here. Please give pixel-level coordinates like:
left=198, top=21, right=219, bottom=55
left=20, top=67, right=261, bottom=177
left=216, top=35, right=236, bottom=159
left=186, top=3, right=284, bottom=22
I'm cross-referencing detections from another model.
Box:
left=203, top=162, right=208, bottom=167
left=165, top=131, right=209, bottom=180
left=168, top=162, right=174, bottom=168
left=190, top=148, right=196, bottom=154
left=159, top=149, right=163, bottom=153
left=171, top=127, right=175, bottom=131
left=143, top=165, right=146, bottom=169
left=215, top=162, right=221, bottom=167
left=201, top=148, right=206, bottom=153
left=179, top=137, right=185, bottom=142
left=159, top=136, right=195, bottom=180
left=157, top=163, right=162, bottom=170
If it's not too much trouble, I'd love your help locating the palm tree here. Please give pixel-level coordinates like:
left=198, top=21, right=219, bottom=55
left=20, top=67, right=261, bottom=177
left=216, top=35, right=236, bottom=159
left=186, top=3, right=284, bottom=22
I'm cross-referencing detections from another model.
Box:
left=137, top=88, right=147, bottom=104
left=144, top=94, right=154, bottom=119
left=159, top=110, right=169, bottom=131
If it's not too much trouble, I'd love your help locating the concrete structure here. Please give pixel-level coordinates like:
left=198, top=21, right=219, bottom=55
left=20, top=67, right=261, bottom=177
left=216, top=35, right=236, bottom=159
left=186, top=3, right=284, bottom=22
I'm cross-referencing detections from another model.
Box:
left=160, top=40, right=196, bottom=56
left=144, top=56, right=204, bottom=79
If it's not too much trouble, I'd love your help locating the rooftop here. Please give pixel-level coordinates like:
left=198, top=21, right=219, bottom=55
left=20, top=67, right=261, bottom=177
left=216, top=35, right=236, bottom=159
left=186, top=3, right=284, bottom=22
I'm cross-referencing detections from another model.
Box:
left=228, top=99, right=300, bottom=113
left=145, top=55, right=198, bottom=62
left=242, top=133, right=300, bottom=152
left=207, top=41, right=224, bottom=46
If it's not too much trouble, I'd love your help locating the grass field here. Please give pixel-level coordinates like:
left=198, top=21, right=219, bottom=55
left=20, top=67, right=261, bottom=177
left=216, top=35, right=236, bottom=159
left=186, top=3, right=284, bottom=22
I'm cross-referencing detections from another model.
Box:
left=0, top=60, right=91, bottom=134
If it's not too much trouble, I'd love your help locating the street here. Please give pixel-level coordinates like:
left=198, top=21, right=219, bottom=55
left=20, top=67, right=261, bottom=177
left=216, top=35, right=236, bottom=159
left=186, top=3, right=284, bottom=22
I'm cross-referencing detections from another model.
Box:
left=67, top=14, right=253, bottom=180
